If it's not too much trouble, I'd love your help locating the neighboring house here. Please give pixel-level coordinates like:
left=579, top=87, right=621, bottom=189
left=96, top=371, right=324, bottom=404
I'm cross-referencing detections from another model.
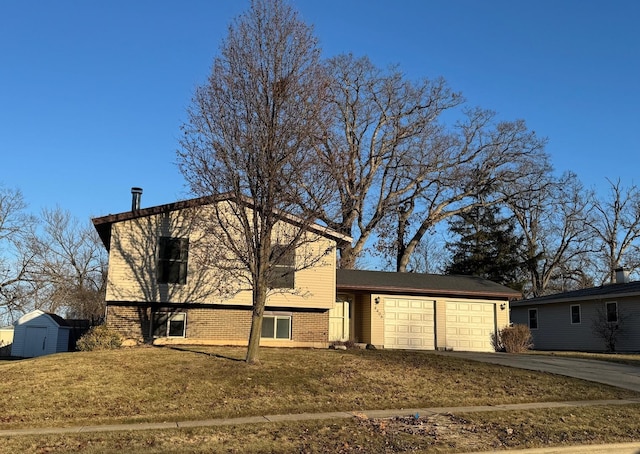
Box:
left=93, top=190, right=520, bottom=352
left=0, top=326, right=14, bottom=356
left=510, top=269, right=640, bottom=352
left=11, top=310, right=72, bottom=358
left=336, top=269, right=519, bottom=352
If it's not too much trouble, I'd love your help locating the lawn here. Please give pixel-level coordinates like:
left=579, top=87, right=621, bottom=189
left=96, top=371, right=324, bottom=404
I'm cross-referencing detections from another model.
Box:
left=1, top=346, right=639, bottom=453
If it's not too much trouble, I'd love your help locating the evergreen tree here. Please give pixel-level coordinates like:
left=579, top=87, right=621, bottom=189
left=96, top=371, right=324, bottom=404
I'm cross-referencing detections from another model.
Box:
left=445, top=204, right=525, bottom=291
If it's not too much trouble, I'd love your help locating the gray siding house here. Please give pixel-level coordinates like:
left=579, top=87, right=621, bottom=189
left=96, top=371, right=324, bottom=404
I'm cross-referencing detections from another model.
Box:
left=511, top=270, right=640, bottom=352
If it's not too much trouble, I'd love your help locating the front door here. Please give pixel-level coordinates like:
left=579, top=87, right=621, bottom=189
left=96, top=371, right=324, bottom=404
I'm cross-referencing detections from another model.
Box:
left=329, top=299, right=350, bottom=342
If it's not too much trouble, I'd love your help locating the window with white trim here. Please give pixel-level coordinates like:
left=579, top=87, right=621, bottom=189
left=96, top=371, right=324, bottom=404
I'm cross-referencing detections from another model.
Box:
left=152, top=312, right=186, bottom=338
left=606, top=302, right=618, bottom=323
left=528, top=308, right=538, bottom=330
left=570, top=304, right=581, bottom=324
left=261, top=314, right=291, bottom=340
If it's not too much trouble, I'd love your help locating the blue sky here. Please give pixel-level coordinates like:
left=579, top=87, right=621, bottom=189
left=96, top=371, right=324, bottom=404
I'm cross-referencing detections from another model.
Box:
left=1, top=0, right=638, bottom=223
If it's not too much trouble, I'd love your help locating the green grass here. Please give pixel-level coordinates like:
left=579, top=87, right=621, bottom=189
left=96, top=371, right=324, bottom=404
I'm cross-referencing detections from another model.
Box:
left=0, top=346, right=636, bottom=430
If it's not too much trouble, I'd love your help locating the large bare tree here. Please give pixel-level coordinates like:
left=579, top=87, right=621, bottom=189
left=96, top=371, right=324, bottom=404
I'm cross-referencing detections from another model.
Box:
left=0, top=186, right=38, bottom=324
left=506, top=171, right=595, bottom=297
left=316, top=54, right=463, bottom=269
left=177, top=0, right=334, bottom=363
left=588, top=178, right=640, bottom=284
left=28, top=208, right=107, bottom=320
left=376, top=108, right=549, bottom=272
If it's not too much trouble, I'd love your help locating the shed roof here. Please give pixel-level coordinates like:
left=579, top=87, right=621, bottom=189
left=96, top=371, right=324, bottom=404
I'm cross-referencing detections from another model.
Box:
left=336, top=269, right=521, bottom=300
left=92, top=193, right=351, bottom=250
left=14, top=310, right=70, bottom=327
left=511, top=281, right=640, bottom=307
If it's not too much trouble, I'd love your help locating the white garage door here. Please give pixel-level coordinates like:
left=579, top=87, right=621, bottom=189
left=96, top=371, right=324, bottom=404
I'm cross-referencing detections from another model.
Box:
left=384, top=298, right=435, bottom=350
left=445, top=301, right=496, bottom=352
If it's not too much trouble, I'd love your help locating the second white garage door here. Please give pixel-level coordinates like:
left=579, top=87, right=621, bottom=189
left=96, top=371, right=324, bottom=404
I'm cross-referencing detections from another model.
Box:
left=384, top=298, right=435, bottom=350
left=445, top=301, right=496, bottom=352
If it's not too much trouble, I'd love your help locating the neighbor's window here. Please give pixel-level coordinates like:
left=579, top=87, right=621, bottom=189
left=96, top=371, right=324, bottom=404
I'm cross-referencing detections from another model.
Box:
left=158, top=237, right=189, bottom=284
left=268, top=244, right=295, bottom=289
left=528, top=308, right=538, bottom=330
left=606, top=302, right=618, bottom=323
left=261, top=315, right=291, bottom=340
left=152, top=312, right=186, bottom=337
left=570, top=304, right=581, bottom=324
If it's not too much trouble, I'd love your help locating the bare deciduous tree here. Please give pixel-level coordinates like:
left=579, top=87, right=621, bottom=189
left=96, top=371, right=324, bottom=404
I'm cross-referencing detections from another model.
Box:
left=588, top=178, right=640, bottom=284
left=378, top=108, right=549, bottom=272
left=177, top=0, right=334, bottom=363
left=316, top=54, right=463, bottom=269
left=28, top=208, right=107, bottom=321
left=506, top=171, right=595, bottom=297
left=0, top=186, right=38, bottom=324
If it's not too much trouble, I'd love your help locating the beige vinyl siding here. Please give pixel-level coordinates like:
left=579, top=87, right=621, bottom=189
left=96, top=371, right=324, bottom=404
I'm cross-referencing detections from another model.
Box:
left=105, top=207, right=336, bottom=310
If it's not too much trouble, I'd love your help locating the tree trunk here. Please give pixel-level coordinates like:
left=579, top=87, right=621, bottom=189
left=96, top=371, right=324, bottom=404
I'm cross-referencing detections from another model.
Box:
left=246, top=280, right=268, bottom=364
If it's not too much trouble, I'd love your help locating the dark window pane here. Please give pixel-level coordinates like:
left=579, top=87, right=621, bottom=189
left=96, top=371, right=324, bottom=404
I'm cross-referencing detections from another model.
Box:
left=158, top=237, right=189, bottom=284
left=276, top=317, right=291, bottom=339
left=168, top=317, right=185, bottom=337
left=269, top=245, right=295, bottom=289
left=261, top=317, right=275, bottom=338
left=571, top=306, right=580, bottom=324
left=529, top=309, right=538, bottom=329
left=606, top=303, right=618, bottom=322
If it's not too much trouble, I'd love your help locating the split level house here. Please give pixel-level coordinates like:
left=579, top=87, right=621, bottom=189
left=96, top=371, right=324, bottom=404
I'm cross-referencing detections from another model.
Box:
left=511, top=268, right=640, bottom=352
left=92, top=189, right=520, bottom=352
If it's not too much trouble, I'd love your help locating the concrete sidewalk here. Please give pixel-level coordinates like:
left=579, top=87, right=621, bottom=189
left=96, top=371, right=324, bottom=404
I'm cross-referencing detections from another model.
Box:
left=1, top=398, right=639, bottom=439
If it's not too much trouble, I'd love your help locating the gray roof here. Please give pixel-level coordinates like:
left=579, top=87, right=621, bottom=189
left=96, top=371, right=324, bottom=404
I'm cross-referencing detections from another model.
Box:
left=511, top=281, right=640, bottom=307
left=336, top=269, right=521, bottom=299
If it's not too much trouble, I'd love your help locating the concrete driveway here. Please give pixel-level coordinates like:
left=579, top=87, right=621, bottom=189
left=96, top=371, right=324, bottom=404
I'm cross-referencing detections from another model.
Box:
left=436, top=351, right=640, bottom=393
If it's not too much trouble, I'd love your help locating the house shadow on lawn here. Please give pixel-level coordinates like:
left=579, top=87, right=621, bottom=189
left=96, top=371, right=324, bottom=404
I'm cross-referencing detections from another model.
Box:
left=161, top=345, right=245, bottom=362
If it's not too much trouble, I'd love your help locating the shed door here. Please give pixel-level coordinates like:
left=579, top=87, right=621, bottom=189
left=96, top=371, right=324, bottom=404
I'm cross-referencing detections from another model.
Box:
left=384, top=298, right=435, bottom=350
left=24, top=326, right=48, bottom=357
left=445, top=302, right=496, bottom=352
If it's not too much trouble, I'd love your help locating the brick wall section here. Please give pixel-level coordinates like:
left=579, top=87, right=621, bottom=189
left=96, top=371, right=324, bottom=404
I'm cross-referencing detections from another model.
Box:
left=106, top=305, right=151, bottom=341
left=106, top=304, right=328, bottom=344
left=292, top=311, right=328, bottom=343
left=187, top=307, right=251, bottom=341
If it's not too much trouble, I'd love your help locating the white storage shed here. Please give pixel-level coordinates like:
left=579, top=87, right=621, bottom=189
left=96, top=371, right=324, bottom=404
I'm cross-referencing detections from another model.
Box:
left=11, top=310, right=71, bottom=358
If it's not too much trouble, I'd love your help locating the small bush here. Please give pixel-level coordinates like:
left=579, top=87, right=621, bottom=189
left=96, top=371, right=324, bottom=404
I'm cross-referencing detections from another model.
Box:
left=492, top=324, right=533, bottom=353
left=76, top=325, right=123, bottom=351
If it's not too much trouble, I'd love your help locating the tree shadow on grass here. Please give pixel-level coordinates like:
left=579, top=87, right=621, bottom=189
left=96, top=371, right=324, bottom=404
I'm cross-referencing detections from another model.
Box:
left=161, top=345, right=245, bottom=362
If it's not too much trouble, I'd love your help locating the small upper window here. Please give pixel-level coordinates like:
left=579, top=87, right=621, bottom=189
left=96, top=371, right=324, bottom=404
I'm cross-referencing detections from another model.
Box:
left=269, top=244, right=295, bottom=289
left=606, top=302, right=618, bottom=323
left=528, top=308, right=538, bottom=330
left=570, top=305, right=581, bottom=324
left=158, top=237, right=189, bottom=284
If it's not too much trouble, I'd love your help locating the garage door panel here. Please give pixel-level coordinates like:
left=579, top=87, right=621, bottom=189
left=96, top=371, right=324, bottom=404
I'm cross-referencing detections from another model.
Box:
left=384, top=298, right=435, bottom=350
left=446, top=301, right=496, bottom=352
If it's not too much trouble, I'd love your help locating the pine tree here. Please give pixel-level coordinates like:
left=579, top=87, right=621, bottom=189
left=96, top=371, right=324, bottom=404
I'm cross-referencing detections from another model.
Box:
left=445, top=205, right=525, bottom=291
